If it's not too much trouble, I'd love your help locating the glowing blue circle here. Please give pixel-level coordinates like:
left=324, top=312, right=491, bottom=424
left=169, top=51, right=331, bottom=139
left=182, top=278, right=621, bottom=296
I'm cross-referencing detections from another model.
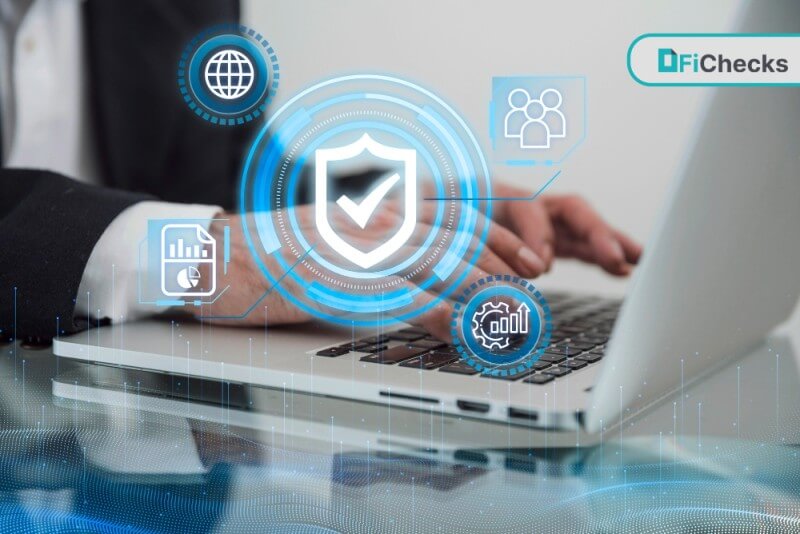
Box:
left=177, top=24, right=279, bottom=125
left=284, top=121, right=446, bottom=280
left=461, top=286, right=541, bottom=366
left=239, top=74, right=492, bottom=327
left=451, top=276, right=553, bottom=376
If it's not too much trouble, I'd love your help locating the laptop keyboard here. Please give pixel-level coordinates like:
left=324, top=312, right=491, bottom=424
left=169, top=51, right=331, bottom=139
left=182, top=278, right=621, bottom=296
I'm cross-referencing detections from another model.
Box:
left=315, top=292, right=621, bottom=385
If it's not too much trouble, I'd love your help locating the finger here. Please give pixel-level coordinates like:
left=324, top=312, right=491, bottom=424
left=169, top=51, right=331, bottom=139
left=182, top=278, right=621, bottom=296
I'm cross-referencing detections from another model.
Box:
left=476, top=244, right=520, bottom=278
left=507, top=200, right=556, bottom=270
left=546, top=195, right=635, bottom=273
left=399, top=242, right=491, bottom=298
left=391, top=278, right=454, bottom=341
left=553, top=225, right=630, bottom=276
left=588, top=228, right=631, bottom=275
left=546, top=195, right=605, bottom=241
left=440, top=260, right=492, bottom=299
left=324, top=239, right=487, bottom=341
left=384, top=194, right=541, bottom=276
left=437, top=210, right=546, bottom=278
left=372, top=208, right=527, bottom=277
left=613, top=229, right=643, bottom=265
left=383, top=195, right=438, bottom=225
left=449, top=219, right=520, bottom=277
left=333, top=217, right=505, bottom=286
left=484, top=219, right=547, bottom=278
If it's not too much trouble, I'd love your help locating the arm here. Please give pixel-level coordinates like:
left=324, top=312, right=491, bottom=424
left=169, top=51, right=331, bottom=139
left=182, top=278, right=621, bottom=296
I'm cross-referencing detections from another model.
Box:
left=0, top=170, right=150, bottom=342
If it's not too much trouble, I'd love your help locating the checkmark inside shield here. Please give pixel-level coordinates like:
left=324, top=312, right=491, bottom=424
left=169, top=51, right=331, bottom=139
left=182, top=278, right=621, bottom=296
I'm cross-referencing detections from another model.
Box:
left=336, top=172, right=400, bottom=229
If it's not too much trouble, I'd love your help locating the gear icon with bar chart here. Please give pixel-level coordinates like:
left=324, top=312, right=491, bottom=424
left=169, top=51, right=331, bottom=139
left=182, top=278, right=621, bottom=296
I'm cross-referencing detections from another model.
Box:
left=471, top=300, right=532, bottom=351
left=452, top=275, right=552, bottom=378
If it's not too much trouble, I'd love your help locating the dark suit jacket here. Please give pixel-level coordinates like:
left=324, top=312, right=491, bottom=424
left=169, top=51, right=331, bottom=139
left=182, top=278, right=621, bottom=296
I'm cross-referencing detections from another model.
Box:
left=0, top=0, right=254, bottom=342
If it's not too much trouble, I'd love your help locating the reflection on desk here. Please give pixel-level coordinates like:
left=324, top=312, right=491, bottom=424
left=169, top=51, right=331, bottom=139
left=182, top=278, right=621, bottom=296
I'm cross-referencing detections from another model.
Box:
left=0, top=335, right=798, bottom=532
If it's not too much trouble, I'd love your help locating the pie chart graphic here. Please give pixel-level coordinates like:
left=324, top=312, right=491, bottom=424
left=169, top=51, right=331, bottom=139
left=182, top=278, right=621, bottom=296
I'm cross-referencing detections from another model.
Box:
left=176, top=266, right=202, bottom=290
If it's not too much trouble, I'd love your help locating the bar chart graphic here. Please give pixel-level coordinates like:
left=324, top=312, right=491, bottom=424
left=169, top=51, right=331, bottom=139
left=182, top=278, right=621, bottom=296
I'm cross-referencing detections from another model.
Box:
left=160, top=224, right=217, bottom=297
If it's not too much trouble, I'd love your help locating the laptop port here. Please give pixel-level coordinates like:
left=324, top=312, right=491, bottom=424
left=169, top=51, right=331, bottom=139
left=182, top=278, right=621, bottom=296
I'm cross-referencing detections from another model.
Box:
left=457, top=399, right=491, bottom=414
left=454, top=449, right=489, bottom=464
left=508, top=407, right=539, bottom=421
left=379, top=390, right=438, bottom=404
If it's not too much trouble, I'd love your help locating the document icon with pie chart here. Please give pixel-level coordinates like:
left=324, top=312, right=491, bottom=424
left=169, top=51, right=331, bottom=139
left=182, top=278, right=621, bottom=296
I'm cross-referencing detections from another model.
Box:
left=160, top=223, right=216, bottom=297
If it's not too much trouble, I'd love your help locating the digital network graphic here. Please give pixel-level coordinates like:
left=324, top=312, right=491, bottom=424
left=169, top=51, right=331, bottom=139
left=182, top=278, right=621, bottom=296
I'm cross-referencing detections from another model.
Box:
left=491, top=76, right=586, bottom=165
left=178, top=25, right=279, bottom=125
left=452, top=275, right=552, bottom=377
left=239, top=74, right=492, bottom=328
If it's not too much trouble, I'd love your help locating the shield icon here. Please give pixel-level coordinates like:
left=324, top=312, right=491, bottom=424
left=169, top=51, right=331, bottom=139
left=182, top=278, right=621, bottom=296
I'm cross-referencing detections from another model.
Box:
left=315, top=133, right=417, bottom=269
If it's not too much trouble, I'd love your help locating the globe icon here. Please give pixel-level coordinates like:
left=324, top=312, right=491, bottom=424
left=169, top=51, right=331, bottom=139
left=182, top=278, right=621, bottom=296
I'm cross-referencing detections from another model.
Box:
left=204, top=48, right=255, bottom=100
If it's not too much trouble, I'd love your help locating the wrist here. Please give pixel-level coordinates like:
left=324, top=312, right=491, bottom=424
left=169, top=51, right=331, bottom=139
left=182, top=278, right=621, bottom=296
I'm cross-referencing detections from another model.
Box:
left=193, top=212, right=227, bottom=305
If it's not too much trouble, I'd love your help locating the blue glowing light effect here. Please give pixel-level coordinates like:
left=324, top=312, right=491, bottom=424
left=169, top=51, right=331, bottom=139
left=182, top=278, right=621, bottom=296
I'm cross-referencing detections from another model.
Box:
left=238, top=74, right=492, bottom=327
left=177, top=24, right=280, bottom=125
left=452, top=275, right=552, bottom=376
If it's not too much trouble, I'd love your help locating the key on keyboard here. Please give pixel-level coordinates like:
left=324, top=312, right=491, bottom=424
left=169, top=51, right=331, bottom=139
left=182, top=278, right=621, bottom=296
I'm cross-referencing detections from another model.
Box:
left=399, top=352, right=458, bottom=370
left=360, top=345, right=428, bottom=364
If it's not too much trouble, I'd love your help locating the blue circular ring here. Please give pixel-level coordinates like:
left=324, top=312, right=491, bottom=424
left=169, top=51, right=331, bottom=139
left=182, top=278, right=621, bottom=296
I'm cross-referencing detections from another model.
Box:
left=461, top=286, right=541, bottom=365
left=284, top=121, right=446, bottom=280
left=451, top=276, right=553, bottom=377
left=239, top=74, right=491, bottom=327
left=177, top=24, right=280, bottom=125
left=188, top=35, right=268, bottom=115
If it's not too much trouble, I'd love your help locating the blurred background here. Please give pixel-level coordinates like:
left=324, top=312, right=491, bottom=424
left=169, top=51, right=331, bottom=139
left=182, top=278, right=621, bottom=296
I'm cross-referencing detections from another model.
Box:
left=245, top=0, right=745, bottom=296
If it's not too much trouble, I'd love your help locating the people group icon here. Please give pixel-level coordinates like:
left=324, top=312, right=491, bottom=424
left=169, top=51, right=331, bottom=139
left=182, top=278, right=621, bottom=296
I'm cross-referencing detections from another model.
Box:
left=503, top=88, right=566, bottom=149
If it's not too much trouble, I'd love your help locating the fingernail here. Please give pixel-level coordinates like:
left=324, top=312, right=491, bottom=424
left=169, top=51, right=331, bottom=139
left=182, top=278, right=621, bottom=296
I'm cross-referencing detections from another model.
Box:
left=610, top=240, right=625, bottom=262
left=542, top=243, right=554, bottom=272
left=543, top=243, right=554, bottom=262
left=518, top=247, right=545, bottom=275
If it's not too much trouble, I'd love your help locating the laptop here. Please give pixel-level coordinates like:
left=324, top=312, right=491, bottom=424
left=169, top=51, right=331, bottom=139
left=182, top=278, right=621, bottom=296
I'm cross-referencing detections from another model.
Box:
left=54, top=0, right=800, bottom=443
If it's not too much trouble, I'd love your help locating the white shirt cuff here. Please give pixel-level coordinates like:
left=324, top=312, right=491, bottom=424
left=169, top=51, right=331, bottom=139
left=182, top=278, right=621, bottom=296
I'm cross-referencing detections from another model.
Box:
left=75, top=201, right=221, bottom=323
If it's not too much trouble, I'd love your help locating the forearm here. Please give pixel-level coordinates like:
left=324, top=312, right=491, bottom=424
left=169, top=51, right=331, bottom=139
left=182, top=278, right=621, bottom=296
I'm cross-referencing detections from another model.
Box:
left=0, top=170, right=149, bottom=342
left=76, top=201, right=221, bottom=324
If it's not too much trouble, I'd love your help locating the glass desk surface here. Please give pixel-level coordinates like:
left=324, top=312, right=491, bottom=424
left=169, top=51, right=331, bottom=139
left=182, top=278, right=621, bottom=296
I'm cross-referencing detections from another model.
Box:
left=0, top=325, right=799, bottom=533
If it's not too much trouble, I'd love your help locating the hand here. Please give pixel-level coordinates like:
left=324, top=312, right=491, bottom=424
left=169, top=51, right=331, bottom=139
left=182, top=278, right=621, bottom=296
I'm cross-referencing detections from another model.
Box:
left=491, top=183, right=642, bottom=276
left=193, top=186, right=641, bottom=340
left=402, top=182, right=642, bottom=278
left=195, top=206, right=485, bottom=340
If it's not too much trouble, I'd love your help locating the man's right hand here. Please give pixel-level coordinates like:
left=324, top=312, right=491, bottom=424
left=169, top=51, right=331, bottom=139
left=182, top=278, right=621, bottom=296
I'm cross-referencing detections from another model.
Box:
left=194, top=203, right=544, bottom=340
left=194, top=191, right=640, bottom=341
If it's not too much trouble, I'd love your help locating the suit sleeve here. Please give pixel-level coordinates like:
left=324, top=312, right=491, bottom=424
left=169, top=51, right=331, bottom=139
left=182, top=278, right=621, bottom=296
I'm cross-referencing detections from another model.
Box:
left=0, top=169, right=152, bottom=343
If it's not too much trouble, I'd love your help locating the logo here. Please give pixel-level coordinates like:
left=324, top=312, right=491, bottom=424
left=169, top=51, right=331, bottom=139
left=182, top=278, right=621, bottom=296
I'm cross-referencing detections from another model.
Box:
left=160, top=224, right=216, bottom=297
left=657, top=48, right=680, bottom=73
left=631, top=35, right=800, bottom=86
left=178, top=25, right=279, bottom=125
left=315, top=134, right=417, bottom=270
left=657, top=47, right=788, bottom=74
